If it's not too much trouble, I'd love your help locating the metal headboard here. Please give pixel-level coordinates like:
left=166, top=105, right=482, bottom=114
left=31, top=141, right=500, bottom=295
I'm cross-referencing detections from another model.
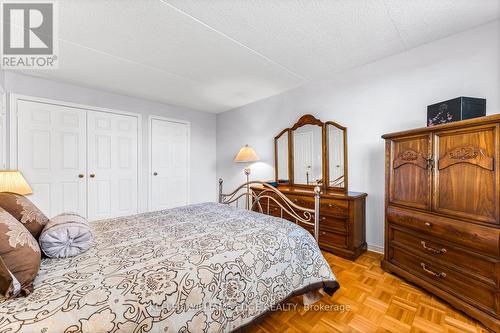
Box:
left=218, top=179, right=321, bottom=243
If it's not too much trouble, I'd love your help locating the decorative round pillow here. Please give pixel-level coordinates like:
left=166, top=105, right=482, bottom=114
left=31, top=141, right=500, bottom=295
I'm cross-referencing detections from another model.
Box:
left=39, top=212, right=93, bottom=258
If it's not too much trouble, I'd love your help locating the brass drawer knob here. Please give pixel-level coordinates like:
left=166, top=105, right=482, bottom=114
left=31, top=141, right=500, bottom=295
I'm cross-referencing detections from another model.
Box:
left=321, top=217, right=326, bottom=220
left=424, top=222, right=432, bottom=227
left=421, top=241, right=447, bottom=254
left=420, top=263, right=446, bottom=278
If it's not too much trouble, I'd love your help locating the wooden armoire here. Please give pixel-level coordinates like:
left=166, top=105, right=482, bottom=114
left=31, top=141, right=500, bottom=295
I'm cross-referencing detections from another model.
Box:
left=382, top=115, right=500, bottom=331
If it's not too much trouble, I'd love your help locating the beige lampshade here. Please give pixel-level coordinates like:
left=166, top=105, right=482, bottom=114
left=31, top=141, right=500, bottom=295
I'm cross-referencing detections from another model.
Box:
left=0, top=171, right=33, bottom=195
left=234, top=144, right=260, bottom=163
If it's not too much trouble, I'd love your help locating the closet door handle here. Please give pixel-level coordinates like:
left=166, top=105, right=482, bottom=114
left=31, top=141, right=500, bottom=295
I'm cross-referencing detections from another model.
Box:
left=153, top=172, right=158, bottom=176
left=90, top=174, right=95, bottom=178
left=78, top=174, right=85, bottom=178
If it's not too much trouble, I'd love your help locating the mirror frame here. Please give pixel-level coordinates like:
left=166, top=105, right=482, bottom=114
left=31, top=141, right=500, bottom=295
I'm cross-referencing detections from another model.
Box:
left=325, top=121, right=348, bottom=192
left=289, top=115, right=326, bottom=188
left=274, top=114, right=348, bottom=193
left=274, top=128, right=291, bottom=182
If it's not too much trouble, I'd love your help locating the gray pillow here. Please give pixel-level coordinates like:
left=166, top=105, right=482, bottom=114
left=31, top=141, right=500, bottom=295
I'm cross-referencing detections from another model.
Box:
left=39, top=213, right=93, bottom=258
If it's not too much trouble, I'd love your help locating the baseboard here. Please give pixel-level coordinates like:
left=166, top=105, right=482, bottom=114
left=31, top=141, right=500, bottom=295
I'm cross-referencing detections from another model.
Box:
left=367, top=243, right=384, bottom=254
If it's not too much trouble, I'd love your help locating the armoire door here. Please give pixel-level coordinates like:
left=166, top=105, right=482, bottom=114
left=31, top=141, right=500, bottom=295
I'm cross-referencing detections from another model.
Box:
left=150, top=118, right=189, bottom=211
left=17, top=100, right=87, bottom=217
left=87, top=111, right=138, bottom=220
left=388, top=134, right=432, bottom=210
left=433, top=125, right=499, bottom=224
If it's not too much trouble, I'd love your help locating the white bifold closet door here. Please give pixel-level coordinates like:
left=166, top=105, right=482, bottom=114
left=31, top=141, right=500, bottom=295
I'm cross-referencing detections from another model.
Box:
left=150, top=118, right=189, bottom=211
left=16, top=100, right=138, bottom=220
left=87, top=111, right=138, bottom=220
left=17, top=100, right=87, bottom=217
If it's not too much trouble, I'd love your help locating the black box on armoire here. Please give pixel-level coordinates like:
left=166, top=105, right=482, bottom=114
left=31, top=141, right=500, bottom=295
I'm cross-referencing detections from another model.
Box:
left=427, top=97, right=486, bottom=127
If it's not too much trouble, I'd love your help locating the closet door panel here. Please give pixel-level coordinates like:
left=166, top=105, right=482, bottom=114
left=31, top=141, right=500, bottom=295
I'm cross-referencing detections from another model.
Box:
left=17, top=100, right=87, bottom=217
left=151, top=119, right=189, bottom=211
left=87, top=111, right=138, bottom=220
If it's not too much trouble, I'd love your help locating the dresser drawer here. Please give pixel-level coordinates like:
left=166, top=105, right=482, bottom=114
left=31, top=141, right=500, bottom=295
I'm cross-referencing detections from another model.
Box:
left=297, top=222, right=348, bottom=249
left=319, top=229, right=348, bottom=249
left=286, top=195, right=349, bottom=218
left=320, top=198, right=349, bottom=218
left=387, top=206, right=500, bottom=257
left=389, top=224, right=498, bottom=286
left=287, top=195, right=313, bottom=208
left=390, top=246, right=497, bottom=314
left=320, top=215, right=348, bottom=232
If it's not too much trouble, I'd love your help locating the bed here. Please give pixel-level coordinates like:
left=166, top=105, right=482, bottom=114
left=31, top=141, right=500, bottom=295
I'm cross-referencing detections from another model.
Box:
left=0, top=182, right=339, bottom=333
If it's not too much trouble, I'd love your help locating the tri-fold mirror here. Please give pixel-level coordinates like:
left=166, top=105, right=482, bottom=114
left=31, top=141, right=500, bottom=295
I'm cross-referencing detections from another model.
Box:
left=274, top=114, right=348, bottom=192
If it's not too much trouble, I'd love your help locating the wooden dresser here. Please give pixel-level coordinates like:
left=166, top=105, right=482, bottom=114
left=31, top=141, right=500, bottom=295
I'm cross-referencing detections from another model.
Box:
left=253, top=185, right=367, bottom=260
left=382, top=115, right=500, bottom=331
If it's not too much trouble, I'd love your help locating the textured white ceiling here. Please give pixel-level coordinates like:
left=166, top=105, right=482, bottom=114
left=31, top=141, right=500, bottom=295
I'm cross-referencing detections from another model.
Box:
left=13, top=0, right=500, bottom=113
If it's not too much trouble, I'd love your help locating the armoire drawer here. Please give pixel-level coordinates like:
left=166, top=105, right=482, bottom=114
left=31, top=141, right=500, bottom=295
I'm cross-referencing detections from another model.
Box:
left=387, top=206, right=500, bottom=257
left=390, top=246, right=497, bottom=315
left=389, top=224, right=498, bottom=286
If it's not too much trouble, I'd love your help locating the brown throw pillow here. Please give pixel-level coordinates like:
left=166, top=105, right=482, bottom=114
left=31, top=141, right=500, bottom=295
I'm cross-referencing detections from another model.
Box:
left=0, top=207, right=41, bottom=297
left=0, top=256, right=14, bottom=297
left=0, top=192, right=48, bottom=240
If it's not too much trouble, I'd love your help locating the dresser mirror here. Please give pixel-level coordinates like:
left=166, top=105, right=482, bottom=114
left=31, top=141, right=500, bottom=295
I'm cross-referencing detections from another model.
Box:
left=274, top=129, right=289, bottom=181
left=326, top=122, right=347, bottom=189
left=274, top=114, right=348, bottom=192
left=292, top=124, right=323, bottom=186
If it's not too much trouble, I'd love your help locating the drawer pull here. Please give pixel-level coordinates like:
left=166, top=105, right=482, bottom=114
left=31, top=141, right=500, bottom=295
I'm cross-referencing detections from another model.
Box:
left=424, top=222, right=432, bottom=227
left=321, top=217, right=326, bottom=220
left=420, top=263, right=446, bottom=278
left=421, top=241, right=447, bottom=254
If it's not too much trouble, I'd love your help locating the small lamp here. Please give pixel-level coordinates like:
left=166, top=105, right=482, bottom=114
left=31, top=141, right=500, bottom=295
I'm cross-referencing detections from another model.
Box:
left=233, top=144, right=260, bottom=183
left=0, top=171, right=33, bottom=195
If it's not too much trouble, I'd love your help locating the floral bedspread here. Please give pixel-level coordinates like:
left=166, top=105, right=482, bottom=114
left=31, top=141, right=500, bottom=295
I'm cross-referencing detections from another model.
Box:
left=0, top=203, right=339, bottom=333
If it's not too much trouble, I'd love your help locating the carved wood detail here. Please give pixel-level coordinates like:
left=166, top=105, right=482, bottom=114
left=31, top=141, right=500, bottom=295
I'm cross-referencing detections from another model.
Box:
left=290, top=114, right=324, bottom=130
left=393, top=149, right=428, bottom=170
left=438, top=146, right=494, bottom=171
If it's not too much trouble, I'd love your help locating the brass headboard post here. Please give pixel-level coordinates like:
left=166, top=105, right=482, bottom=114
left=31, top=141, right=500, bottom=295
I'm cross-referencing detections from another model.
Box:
left=218, top=178, right=223, bottom=203
left=314, top=186, right=320, bottom=243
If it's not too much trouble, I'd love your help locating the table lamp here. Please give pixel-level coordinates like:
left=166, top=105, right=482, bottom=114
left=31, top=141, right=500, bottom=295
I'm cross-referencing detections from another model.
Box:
left=233, top=144, right=260, bottom=184
left=0, top=171, right=33, bottom=195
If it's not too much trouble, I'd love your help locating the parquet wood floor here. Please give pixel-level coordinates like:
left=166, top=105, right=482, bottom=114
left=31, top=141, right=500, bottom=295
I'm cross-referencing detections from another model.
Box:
left=245, top=251, right=489, bottom=333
